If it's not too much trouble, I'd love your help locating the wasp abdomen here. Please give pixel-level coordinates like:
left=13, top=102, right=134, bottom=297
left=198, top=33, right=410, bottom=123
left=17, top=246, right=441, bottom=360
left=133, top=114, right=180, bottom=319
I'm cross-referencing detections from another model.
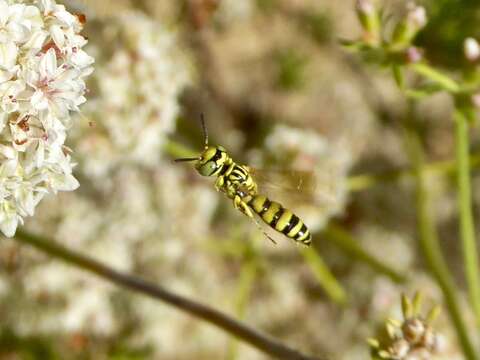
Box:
left=247, top=195, right=311, bottom=245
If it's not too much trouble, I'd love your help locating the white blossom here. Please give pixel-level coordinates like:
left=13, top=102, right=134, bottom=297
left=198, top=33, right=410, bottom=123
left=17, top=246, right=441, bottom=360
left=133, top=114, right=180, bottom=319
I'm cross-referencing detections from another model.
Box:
left=0, top=0, right=93, bottom=237
left=464, top=37, right=480, bottom=62
left=75, top=11, right=191, bottom=179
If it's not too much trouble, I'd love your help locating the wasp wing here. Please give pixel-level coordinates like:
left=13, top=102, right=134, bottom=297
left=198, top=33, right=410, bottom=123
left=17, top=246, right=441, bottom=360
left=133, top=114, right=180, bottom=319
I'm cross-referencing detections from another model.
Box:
left=248, top=167, right=339, bottom=208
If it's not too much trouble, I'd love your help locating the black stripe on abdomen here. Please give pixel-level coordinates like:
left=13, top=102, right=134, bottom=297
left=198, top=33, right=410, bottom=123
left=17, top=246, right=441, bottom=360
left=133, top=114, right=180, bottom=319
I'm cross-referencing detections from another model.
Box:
left=247, top=195, right=311, bottom=245
left=295, top=224, right=308, bottom=241
left=282, top=214, right=299, bottom=236
left=260, top=199, right=271, bottom=215
left=270, top=207, right=284, bottom=228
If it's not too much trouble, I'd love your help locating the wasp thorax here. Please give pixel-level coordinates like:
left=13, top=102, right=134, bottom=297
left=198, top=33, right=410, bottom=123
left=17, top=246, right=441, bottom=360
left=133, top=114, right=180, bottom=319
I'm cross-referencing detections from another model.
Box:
left=195, top=145, right=228, bottom=177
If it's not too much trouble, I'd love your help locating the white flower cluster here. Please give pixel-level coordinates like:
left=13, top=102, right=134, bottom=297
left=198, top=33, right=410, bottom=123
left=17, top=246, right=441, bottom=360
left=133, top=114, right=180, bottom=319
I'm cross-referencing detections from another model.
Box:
left=76, top=11, right=191, bottom=179
left=15, top=165, right=219, bottom=337
left=0, top=0, right=93, bottom=237
left=3, top=9, right=198, bottom=339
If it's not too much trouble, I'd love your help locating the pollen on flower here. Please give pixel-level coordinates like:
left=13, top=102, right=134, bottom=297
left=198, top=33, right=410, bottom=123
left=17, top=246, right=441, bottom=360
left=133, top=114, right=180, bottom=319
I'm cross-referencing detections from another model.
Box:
left=0, top=0, right=94, bottom=237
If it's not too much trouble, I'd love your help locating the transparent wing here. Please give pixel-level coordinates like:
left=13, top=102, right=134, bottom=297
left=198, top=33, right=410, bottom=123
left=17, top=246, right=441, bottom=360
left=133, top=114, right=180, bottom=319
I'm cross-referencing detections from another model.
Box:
left=248, top=167, right=338, bottom=208
left=250, top=169, right=315, bottom=195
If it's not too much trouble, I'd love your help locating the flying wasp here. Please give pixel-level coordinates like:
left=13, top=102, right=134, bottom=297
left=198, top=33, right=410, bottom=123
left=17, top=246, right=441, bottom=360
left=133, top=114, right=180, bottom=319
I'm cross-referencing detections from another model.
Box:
left=174, top=115, right=312, bottom=246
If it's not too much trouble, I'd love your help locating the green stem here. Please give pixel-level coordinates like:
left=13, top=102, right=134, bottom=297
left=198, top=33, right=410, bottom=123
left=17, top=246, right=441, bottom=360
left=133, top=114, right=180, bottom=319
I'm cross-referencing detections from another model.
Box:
left=300, top=247, right=347, bottom=305
left=14, top=230, right=323, bottom=360
left=322, top=224, right=406, bottom=283
left=227, top=250, right=259, bottom=360
left=410, top=63, right=460, bottom=93
left=405, top=129, right=478, bottom=360
left=347, top=152, right=480, bottom=192
left=454, top=109, right=480, bottom=327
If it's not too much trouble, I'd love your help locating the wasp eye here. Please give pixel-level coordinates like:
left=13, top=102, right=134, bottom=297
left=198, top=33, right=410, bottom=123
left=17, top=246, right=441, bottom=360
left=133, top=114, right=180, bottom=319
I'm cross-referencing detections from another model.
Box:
left=208, top=162, right=217, bottom=171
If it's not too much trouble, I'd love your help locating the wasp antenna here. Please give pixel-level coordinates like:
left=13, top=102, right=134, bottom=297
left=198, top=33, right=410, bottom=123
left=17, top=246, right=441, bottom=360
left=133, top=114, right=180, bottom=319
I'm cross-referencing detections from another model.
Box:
left=174, top=157, right=200, bottom=163
left=200, top=113, right=208, bottom=148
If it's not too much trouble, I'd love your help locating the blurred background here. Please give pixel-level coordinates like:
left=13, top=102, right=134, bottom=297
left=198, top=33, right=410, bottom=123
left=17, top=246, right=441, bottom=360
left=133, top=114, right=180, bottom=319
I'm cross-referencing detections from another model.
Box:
left=1, top=0, right=479, bottom=359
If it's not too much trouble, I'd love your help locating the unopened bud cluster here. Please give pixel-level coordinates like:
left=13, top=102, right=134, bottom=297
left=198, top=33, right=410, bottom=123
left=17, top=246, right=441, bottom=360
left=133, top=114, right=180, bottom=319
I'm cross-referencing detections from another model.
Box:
left=350, top=1, right=427, bottom=64
left=369, top=293, right=444, bottom=360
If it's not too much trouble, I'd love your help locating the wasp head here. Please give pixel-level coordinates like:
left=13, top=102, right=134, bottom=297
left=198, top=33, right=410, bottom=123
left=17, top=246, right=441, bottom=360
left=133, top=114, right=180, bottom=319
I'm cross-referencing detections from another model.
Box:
left=174, top=114, right=228, bottom=177
left=195, top=145, right=227, bottom=176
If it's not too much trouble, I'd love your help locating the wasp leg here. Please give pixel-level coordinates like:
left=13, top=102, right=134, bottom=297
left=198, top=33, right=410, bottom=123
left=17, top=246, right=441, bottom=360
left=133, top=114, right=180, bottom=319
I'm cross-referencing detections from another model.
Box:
left=214, top=176, right=225, bottom=192
left=233, top=195, right=277, bottom=245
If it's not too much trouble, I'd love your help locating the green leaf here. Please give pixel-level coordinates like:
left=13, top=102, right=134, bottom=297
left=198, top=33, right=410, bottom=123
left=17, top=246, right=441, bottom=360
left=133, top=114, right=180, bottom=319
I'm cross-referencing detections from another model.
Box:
left=392, top=65, right=405, bottom=89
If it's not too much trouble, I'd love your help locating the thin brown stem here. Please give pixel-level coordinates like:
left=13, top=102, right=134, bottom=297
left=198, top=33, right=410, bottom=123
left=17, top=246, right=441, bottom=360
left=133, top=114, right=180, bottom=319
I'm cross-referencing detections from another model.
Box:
left=14, top=229, right=324, bottom=360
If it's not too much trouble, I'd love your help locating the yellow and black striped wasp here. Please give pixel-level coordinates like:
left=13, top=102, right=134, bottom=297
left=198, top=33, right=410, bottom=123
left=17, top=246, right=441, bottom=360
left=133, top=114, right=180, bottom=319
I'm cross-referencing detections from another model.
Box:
left=174, top=115, right=312, bottom=245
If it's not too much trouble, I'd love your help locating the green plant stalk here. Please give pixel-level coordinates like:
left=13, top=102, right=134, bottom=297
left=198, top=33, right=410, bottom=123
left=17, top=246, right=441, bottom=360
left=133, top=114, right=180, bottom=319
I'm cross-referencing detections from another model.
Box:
left=14, top=230, right=323, bottom=360
left=347, top=152, right=480, bottom=192
left=405, top=129, right=478, bottom=360
left=227, top=256, right=258, bottom=360
left=322, top=224, right=406, bottom=283
left=454, top=109, right=480, bottom=327
left=300, top=246, right=347, bottom=304
left=409, top=63, right=460, bottom=93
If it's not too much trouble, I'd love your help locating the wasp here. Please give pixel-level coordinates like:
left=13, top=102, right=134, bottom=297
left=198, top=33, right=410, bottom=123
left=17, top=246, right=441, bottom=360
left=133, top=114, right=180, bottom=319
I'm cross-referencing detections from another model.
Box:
left=174, top=115, right=312, bottom=245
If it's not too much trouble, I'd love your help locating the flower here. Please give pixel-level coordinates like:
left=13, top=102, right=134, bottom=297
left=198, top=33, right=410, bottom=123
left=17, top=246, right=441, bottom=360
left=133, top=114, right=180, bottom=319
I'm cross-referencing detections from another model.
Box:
left=74, top=11, right=191, bottom=179
left=369, top=292, right=445, bottom=359
left=8, top=9, right=197, bottom=343
left=0, top=0, right=93, bottom=237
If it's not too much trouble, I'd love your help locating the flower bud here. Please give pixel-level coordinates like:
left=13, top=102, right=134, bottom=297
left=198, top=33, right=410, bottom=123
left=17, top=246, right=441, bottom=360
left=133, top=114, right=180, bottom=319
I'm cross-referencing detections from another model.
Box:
left=391, top=2, right=427, bottom=49
left=406, top=2, right=427, bottom=29
left=464, top=37, right=480, bottom=62
left=355, top=0, right=381, bottom=46
left=421, top=326, right=438, bottom=350
left=402, top=318, right=425, bottom=343
left=472, top=93, right=480, bottom=108
left=356, top=0, right=375, bottom=15
left=390, top=339, right=410, bottom=358
left=406, top=46, right=423, bottom=63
